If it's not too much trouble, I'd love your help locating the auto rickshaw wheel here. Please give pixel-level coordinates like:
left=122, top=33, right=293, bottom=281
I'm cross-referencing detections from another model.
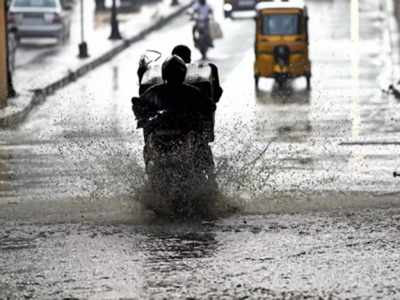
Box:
left=306, top=75, right=311, bottom=90
left=254, top=75, right=259, bottom=89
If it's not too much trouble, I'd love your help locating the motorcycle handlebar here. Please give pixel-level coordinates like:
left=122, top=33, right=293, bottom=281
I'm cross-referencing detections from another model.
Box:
left=138, top=49, right=162, bottom=69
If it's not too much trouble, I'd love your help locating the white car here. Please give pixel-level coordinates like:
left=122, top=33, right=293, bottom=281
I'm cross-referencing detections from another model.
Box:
left=224, top=0, right=256, bottom=18
left=8, top=0, right=72, bottom=43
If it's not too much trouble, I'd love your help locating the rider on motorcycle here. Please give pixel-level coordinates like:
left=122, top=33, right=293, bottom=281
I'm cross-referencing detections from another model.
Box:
left=172, top=44, right=223, bottom=102
left=191, top=0, right=214, bottom=58
left=137, top=45, right=192, bottom=87
left=132, top=55, right=216, bottom=172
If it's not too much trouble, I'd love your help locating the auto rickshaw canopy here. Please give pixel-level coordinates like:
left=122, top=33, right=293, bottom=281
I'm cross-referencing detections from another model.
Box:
left=255, top=0, right=306, bottom=11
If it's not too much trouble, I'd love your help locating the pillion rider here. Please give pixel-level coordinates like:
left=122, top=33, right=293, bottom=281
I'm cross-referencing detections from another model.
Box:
left=137, top=44, right=223, bottom=102
left=171, top=44, right=223, bottom=103
left=136, top=45, right=192, bottom=87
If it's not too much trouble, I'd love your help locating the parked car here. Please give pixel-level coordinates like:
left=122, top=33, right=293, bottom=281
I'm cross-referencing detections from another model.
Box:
left=8, top=0, right=72, bottom=43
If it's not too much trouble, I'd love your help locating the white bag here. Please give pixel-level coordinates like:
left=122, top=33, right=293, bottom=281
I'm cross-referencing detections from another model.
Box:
left=209, top=20, right=223, bottom=40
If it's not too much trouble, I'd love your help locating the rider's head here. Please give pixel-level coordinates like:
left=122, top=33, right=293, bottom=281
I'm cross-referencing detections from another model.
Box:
left=199, top=0, right=206, bottom=5
left=171, top=45, right=191, bottom=64
left=162, top=55, right=187, bottom=85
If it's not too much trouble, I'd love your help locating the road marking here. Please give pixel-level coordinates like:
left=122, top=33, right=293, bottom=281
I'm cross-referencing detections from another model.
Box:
left=340, top=141, right=400, bottom=146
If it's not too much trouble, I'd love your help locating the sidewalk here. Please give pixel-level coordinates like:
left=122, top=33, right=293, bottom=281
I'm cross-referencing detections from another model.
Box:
left=0, top=0, right=192, bottom=127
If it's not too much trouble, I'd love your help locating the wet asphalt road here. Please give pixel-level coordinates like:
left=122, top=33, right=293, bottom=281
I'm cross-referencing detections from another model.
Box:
left=1, top=0, right=400, bottom=298
left=1, top=208, right=400, bottom=299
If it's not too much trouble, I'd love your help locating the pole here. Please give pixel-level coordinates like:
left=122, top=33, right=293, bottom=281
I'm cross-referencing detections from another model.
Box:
left=0, top=3, right=6, bottom=104
left=5, top=1, right=15, bottom=98
left=78, top=0, right=89, bottom=58
left=109, top=0, right=122, bottom=40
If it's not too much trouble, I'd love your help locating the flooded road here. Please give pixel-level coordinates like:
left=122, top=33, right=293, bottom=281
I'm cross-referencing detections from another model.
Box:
left=1, top=0, right=400, bottom=298
left=1, top=209, right=400, bottom=299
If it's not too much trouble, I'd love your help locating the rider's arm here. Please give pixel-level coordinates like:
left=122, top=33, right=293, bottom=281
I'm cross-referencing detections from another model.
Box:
left=137, top=56, right=148, bottom=85
left=209, top=63, right=223, bottom=102
left=132, top=97, right=146, bottom=128
left=195, top=89, right=216, bottom=143
left=132, top=96, right=156, bottom=129
left=132, top=87, right=161, bottom=128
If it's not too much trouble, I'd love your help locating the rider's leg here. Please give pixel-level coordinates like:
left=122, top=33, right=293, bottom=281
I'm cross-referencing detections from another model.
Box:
left=195, top=143, right=218, bottom=190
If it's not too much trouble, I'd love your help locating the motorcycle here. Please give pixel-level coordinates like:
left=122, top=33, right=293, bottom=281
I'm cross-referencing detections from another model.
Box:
left=133, top=57, right=219, bottom=217
left=144, top=114, right=216, bottom=216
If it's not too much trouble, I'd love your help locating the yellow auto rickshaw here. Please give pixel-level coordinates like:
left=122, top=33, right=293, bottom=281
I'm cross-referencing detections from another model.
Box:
left=254, top=0, right=311, bottom=89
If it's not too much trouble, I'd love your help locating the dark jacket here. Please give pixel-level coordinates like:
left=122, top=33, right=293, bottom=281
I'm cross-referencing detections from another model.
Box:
left=209, top=63, right=223, bottom=103
left=132, top=82, right=216, bottom=136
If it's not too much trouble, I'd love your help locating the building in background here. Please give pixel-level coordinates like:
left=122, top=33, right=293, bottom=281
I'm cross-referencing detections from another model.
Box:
left=0, top=2, right=8, bottom=106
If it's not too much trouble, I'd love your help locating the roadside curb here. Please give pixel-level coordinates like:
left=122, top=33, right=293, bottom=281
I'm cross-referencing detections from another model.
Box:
left=0, top=92, right=42, bottom=127
left=0, top=1, right=193, bottom=128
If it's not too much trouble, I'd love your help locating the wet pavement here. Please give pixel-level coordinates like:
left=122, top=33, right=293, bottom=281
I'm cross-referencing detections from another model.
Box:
left=1, top=0, right=400, bottom=298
